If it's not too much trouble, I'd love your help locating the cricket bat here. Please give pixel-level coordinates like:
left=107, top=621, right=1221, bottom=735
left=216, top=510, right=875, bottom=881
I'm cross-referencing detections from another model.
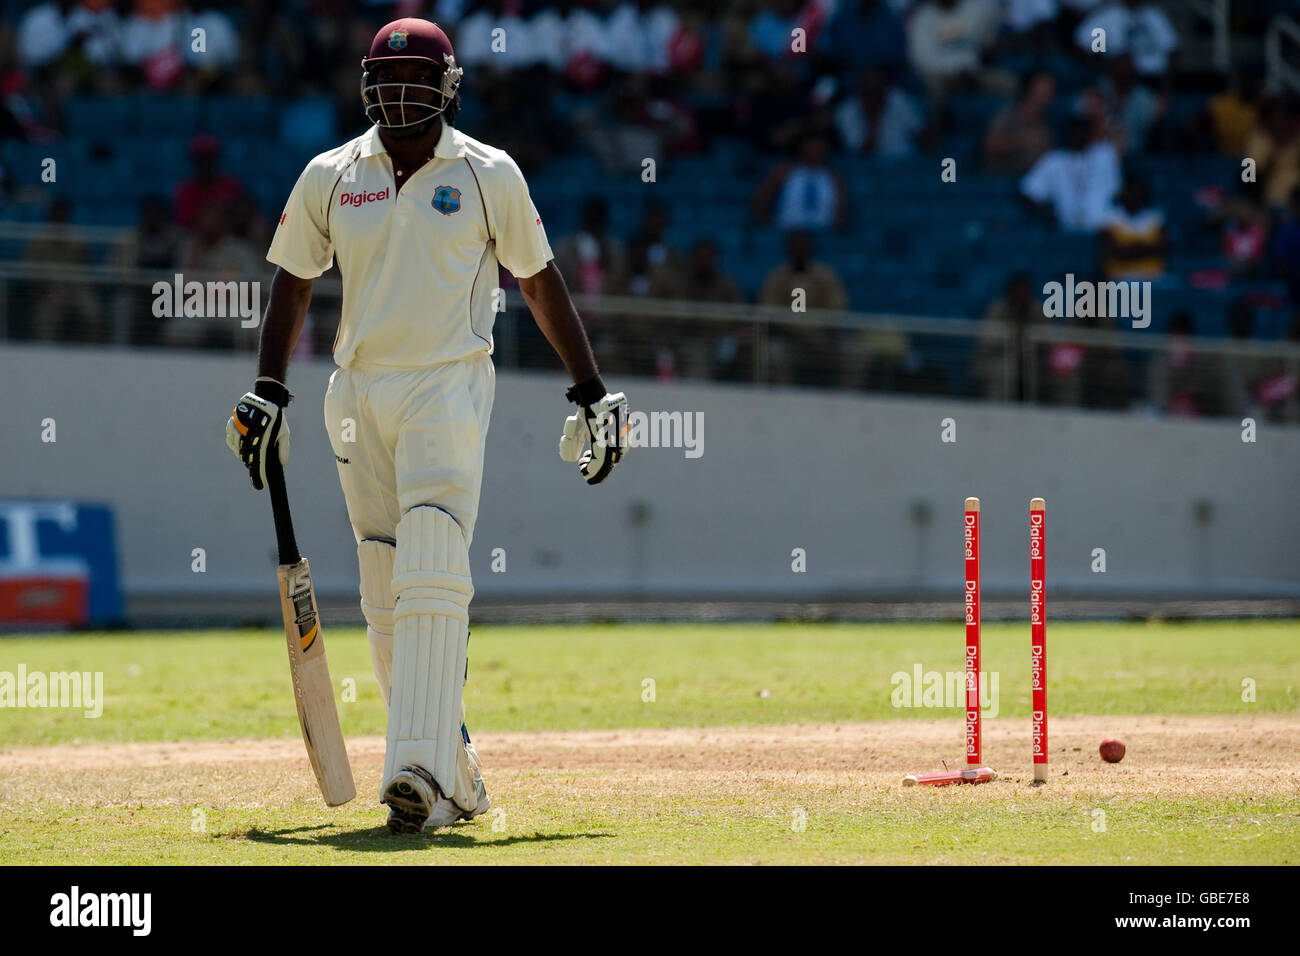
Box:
left=267, top=456, right=356, bottom=806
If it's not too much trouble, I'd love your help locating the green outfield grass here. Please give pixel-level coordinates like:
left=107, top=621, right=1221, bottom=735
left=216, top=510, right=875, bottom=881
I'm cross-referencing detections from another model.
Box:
left=4, top=794, right=1294, bottom=866
left=1, top=620, right=1297, bottom=865
left=0, top=620, right=1295, bottom=745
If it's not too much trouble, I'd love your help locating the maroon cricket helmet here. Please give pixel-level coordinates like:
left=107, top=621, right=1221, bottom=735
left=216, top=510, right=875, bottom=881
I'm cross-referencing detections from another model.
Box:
left=360, top=18, right=463, bottom=131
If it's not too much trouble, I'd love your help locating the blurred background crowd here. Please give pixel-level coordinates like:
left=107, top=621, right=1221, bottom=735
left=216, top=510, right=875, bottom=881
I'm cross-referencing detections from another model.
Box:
left=2, top=0, right=1300, bottom=421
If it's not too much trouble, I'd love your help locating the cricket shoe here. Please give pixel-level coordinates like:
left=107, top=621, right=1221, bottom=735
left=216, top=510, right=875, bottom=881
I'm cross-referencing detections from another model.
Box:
left=422, top=770, right=491, bottom=829
left=383, top=764, right=491, bottom=833
left=383, top=765, right=439, bottom=834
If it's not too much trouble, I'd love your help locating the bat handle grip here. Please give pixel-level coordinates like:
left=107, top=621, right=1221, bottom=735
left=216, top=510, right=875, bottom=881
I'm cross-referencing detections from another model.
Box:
left=267, top=454, right=301, bottom=566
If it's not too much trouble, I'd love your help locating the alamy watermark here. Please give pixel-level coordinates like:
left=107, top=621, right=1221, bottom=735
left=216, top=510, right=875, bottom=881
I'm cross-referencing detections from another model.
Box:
left=596, top=410, right=704, bottom=459
left=152, top=273, right=261, bottom=328
left=891, top=665, right=1000, bottom=717
left=1043, top=273, right=1151, bottom=329
left=49, top=886, right=150, bottom=935
left=0, top=665, right=104, bottom=717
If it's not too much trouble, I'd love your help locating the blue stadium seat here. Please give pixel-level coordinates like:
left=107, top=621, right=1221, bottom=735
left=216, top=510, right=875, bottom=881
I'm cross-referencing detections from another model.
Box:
left=947, top=92, right=1011, bottom=141
left=112, top=137, right=189, bottom=182
left=0, top=203, right=49, bottom=224
left=70, top=202, right=136, bottom=227
left=0, top=140, right=58, bottom=187
left=129, top=94, right=199, bottom=137
left=64, top=96, right=135, bottom=141
left=204, top=96, right=275, bottom=138
left=1254, top=305, right=1292, bottom=339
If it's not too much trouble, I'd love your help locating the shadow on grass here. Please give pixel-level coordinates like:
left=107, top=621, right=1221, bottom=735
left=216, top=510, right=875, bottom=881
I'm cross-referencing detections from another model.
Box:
left=237, top=824, right=613, bottom=853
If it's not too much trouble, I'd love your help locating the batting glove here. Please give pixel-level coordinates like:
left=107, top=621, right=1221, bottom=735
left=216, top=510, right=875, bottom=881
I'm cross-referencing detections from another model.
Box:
left=226, top=378, right=292, bottom=491
left=558, top=376, right=628, bottom=485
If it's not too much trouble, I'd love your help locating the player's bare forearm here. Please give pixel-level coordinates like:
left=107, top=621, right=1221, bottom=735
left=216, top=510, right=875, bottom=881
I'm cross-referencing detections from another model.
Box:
left=257, top=267, right=315, bottom=383
left=517, top=260, right=599, bottom=384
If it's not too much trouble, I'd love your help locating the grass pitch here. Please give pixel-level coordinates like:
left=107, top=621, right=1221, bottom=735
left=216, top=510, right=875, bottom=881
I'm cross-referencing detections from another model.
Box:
left=1, top=620, right=1297, bottom=864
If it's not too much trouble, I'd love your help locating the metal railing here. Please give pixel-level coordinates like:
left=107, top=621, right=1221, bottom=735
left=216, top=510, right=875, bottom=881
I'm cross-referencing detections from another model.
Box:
left=569, top=293, right=1000, bottom=392
left=2, top=258, right=1299, bottom=422
left=1266, top=14, right=1300, bottom=95
left=0, top=261, right=340, bottom=347
left=0, top=222, right=136, bottom=244
left=1024, top=322, right=1300, bottom=419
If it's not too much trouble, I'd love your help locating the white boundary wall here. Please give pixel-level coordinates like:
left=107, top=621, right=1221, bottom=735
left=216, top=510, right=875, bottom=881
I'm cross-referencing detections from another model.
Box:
left=2, top=344, right=1297, bottom=606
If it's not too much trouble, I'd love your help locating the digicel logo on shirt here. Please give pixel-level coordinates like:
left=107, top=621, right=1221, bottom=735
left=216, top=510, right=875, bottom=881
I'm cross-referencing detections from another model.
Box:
left=339, top=188, right=390, bottom=207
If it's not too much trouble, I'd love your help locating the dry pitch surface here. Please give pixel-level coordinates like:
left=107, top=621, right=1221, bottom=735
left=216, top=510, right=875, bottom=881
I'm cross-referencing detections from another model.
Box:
left=2, top=713, right=1296, bottom=864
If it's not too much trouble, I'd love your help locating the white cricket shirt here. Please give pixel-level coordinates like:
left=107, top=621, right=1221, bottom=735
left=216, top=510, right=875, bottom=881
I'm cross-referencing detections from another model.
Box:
left=267, top=121, right=553, bottom=368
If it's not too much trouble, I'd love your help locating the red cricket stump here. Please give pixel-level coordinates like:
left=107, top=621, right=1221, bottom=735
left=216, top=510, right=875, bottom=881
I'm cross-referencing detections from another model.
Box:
left=903, top=767, right=997, bottom=787
left=1030, top=497, right=1048, bottom=783
left=901, top=496, right=995, bottom=788
left=964, top=497, right=981, bottom=766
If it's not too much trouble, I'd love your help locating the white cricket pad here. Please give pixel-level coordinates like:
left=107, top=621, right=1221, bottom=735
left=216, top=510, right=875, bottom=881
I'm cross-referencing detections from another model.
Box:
left=383, top=506, right=474, bottom=803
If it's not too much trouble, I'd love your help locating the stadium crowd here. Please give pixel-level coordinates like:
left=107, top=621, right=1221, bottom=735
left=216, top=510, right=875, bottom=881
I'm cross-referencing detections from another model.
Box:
left=1, top=0, right=1299, bottom=420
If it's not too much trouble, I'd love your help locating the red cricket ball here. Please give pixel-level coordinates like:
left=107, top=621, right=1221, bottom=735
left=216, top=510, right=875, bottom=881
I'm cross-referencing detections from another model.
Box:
left=1100, top=738, right=1126, bottom=763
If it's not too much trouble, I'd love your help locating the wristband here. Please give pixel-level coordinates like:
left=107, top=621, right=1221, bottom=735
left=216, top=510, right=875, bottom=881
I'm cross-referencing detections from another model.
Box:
left=254, top=377, right=292, bottom=407
left=565, top=375, right=606, bottom=407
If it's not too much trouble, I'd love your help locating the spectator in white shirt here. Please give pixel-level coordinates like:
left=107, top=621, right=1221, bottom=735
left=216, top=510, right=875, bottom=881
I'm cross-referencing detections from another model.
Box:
left=907, top=0, right=1000, bottom=85
left=520, top=6, right=568, bottom=72
left=752, top=134, right=848, bottom=232
left=18, top=0, right=122, bottom=69
left=453, top=0, right=532, bottom=70
left=907, top=0, right=1015, bottom=119
left=1020, top=117, right=1121, bottom=232
left=184, top=6, right=240, bottom=71
left=458, top=1, right=623, bottom=75
left=1002, top=0, right=1058, bottom=35
left=605, top=0, right=680, bottom=74
left=120, top=4, right=180, bottom=66
left=562, top=0, right=614, bottom=76
left=118, top=4, right=238, bottom=88
left=1074, top=0, right=1178, bottom=81
left=835, top=70, right=923, bottom=157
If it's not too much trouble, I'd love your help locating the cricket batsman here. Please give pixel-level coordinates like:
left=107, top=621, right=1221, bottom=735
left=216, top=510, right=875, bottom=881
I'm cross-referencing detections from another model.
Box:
left=226, top=18, right=628, bottom=832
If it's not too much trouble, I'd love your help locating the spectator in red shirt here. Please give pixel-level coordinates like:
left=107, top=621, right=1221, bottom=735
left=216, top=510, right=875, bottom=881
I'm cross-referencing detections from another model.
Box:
left=173, top=133, right=248, bottom=229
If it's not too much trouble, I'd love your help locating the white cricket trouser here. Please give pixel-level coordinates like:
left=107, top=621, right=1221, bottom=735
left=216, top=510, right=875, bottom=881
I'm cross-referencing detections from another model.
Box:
left=324, top=352, right=495, bottom=807
left=323, top=352, right=495, bottom=546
